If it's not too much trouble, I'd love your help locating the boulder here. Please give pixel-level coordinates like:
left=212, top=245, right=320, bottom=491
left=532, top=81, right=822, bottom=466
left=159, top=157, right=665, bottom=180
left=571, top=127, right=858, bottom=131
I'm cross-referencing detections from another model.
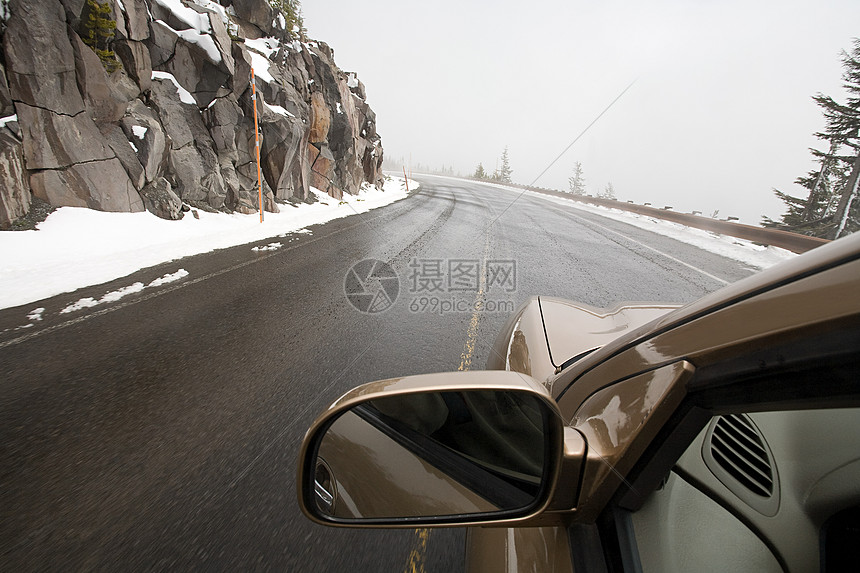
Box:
left=231, top=0, right=275, bottom=36
left=114, top=39, right=153, bottom=93
left=140, top=176, right=183, bottom=220
left=0, top=129, right=31, bottom=229
left=3, top=0, right=85, bottom=115
left=0, top=62, right=14, bottom=117
left=151, top=76, right=228, bottom=210
left=148, top=20, right=179, bottom=69
left=149, top=77, right=195, bottom=149
left=100, top=123, right=146, bottom=190
left=121, top=100, right=168, bottom=184
left=231, top=43, right=253, bottom=95
left=122, top=0, right=151, bottom=42
left=30, top=158, right=144, bottom=212
left=308, top=92, right=330, bottom=144
left=16, top=103, right=115, bottom=170
left=166, top=33, right=231, bottom=108
left=70, top=33, right=127, bottom=124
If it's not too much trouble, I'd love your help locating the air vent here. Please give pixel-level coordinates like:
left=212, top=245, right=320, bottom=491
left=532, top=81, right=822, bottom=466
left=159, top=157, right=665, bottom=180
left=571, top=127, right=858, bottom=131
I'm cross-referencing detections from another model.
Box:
left=710, top=414, right=773, bottom=496
left=702, top=414, right=780, bottom=516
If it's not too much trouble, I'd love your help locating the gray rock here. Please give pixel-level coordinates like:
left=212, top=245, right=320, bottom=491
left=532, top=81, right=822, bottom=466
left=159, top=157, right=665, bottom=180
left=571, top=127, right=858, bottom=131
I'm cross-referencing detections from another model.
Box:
left=70, top=33, right=127, bottom=124
left=123, top=0, right=151, bottom=42
left=30, top=158, right=144, bottom=212
left=151, top=76, right=228, bottom=210
left=148, top=20, right=180, bottom=69
left=166, top=34, right=231, bottom=108
left=58, top=0, right=86, bottom=22
left=231, top=0, right=275, bottom=36
left=114, top=39, right=153, bottom=93
left=207, top=11, right=235, bottom=77
left=0, top=62, right=14, bottom=117
left=149, top=76, right=195, bottom=148
left=121, top=100, right=168, bottom=184
left=0, top=129, right=31, bottom=229
left=231, top=42, right=253, bottom=95
left=100, top=122, right=146, bottom=190
left=3, top=0, right=85, bottom=115
left=16, top=103, right=116, bottom=170
left=140, top=176, right=184, bottom=220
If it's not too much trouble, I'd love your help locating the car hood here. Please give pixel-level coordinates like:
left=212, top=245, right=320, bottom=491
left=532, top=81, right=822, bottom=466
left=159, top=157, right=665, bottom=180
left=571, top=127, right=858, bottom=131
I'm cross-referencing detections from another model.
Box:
left=539, top=297, right=680, bottom=372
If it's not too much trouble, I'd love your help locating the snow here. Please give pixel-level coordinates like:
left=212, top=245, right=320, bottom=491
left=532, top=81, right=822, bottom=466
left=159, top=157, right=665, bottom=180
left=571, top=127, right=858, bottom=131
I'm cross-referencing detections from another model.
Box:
left=252, top=242, right=282, bottom=252
left=0, top=114, right=17, bottom=127
left=151, top=71, right=196, bottom=105
left=266, top=103, right=295, bottom=118
left=248, top=51, right=274, bottom=83
left=147, top=269, right=189, bottom=287
left=520, top=190, right=796, bottom=269
left=154, top=0, right=210, bottom=33
left=175, top=27, right=222, bottom=64
left=128, top=140, right=138, bottom=153
left=27, top=308, right=44, bottom=322
left=0, top=177, right=413, bottom=310
left=132, top=125, right=148, bottom=139
left=464, top=178, right=796, bottom=270
left=336, top=102, right=343, bottom=114
left=347, top=74, right=359, bottom=88
left=189, top=0, right=229, bottom=27
left=245, top=37, right=280, bottom=58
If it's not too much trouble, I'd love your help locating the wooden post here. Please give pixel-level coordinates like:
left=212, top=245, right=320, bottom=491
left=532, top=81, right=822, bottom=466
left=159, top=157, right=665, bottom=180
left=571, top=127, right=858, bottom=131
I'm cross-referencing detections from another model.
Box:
left=403, top=166, right=409, bottom=192
left=251, top=68, right=264, bottom=222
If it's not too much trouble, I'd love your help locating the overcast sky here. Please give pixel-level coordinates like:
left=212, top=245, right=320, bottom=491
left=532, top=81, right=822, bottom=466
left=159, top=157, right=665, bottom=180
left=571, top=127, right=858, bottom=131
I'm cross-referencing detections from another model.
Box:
left=302, top=0, right=860, bottom=224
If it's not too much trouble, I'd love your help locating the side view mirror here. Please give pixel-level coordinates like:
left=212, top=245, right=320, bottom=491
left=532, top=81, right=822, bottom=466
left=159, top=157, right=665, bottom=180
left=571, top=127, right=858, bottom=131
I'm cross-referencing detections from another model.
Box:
left=296, top=371, right=574, bottom=527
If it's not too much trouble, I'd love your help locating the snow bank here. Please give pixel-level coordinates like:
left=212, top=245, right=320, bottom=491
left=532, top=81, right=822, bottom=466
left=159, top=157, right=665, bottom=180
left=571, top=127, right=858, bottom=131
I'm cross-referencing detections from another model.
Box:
left=0, top=177, right=413, bottom=310
left=520, top=190, right=797, bottom=269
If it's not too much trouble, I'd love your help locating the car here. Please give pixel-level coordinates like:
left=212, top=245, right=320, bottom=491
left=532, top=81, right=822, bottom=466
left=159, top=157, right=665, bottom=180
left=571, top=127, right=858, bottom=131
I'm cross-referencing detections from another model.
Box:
left=296, top=232, right=860, bottom=573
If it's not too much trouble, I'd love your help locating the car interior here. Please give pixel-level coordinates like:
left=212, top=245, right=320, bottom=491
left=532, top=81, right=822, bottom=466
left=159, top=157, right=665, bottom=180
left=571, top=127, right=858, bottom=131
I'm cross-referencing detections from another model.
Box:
left=631, top=407, right=860, bottom=572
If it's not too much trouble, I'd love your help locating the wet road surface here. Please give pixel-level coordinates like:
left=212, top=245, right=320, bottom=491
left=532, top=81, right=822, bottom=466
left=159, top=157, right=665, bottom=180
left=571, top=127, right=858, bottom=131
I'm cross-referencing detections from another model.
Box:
left=0, top=175, right=757, bottom=571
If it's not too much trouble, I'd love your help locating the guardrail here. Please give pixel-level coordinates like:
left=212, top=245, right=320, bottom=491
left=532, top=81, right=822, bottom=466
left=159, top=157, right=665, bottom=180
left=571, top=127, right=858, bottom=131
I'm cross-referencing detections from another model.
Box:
left=511, top=185, right=830, bottom=254
left=408, top=173, right=831, bottom=253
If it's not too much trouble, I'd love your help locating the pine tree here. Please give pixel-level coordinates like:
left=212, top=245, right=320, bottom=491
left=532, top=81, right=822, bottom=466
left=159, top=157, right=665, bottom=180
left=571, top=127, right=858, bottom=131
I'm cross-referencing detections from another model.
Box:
left=598, top=182, right=616, bottom=200
left=770, top=39, right=860, bottom=238
left=269, top=0, right=303, bottom=38
left=82, top=0, right=117, bottom=72
left=568, top=162, right=585, bottom=195
left=498, top=147, right=513, bottom=183
left=473, top=163, right=487, bottom=179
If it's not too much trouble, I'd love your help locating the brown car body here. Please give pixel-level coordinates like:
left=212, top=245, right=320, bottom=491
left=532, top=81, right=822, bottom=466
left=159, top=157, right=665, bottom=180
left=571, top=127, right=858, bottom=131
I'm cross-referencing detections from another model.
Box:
left=299, top=233, right=860, bottom=572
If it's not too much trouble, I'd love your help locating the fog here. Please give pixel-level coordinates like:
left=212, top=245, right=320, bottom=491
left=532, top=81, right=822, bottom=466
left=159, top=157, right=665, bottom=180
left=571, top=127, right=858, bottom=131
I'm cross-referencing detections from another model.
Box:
left=302, top=0, right=860, bottom=224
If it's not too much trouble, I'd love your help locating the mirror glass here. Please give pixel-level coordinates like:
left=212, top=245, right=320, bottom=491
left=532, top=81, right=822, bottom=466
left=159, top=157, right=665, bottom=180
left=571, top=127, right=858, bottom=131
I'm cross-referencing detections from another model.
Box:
left=307, top=390, right=551, bottom=521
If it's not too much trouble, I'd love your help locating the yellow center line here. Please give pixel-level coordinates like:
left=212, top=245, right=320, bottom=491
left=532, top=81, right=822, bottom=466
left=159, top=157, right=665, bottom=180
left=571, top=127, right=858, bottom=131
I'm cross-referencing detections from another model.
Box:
left=405, top=234, right=492, bottom=572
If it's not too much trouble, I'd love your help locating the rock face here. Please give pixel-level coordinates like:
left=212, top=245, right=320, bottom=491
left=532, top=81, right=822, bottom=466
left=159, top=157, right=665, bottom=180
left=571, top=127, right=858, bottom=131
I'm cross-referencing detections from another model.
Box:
left=0, top=0, right=384, bottom=229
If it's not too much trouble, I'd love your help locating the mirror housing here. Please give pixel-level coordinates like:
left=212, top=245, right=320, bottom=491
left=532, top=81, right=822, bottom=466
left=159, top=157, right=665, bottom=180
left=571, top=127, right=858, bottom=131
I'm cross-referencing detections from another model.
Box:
left=297, top=371, right=577, bottom=527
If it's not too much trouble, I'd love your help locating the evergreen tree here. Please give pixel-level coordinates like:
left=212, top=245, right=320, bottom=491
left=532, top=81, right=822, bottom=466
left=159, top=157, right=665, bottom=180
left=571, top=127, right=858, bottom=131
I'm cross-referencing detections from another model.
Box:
left=498, top=147, right=513, bottom=183
left=473, top=163, right=487, bottom=179
left=769, top=39, right=860, bottom=238
left=82, top=0, right=117, bottom=72
left=568, top=162, right=586, bottom=195
left=598, top=182, right=616, bottom=200
left=269, top=0, right=303, bottom=38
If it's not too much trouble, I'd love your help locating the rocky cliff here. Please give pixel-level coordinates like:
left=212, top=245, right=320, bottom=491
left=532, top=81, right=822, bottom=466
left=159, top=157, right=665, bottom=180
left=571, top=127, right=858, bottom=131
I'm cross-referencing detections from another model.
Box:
left=0, top=0, right=384, bottom=228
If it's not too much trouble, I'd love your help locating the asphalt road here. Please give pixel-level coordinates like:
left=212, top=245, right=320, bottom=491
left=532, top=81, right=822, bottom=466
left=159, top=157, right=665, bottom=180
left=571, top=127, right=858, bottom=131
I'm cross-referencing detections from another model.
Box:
left=0, top=175, right=757, bottom=571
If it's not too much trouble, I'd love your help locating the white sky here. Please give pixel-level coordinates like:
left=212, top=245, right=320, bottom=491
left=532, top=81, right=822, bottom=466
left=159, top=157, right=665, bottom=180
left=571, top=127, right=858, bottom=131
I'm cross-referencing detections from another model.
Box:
left=301, top=0, right=860, bottom=224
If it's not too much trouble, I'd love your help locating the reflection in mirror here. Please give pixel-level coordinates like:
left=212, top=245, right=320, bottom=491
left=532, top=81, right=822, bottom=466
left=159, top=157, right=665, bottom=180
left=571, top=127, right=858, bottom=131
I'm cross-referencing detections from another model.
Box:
left=310, top=390, right=550, bottom=521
